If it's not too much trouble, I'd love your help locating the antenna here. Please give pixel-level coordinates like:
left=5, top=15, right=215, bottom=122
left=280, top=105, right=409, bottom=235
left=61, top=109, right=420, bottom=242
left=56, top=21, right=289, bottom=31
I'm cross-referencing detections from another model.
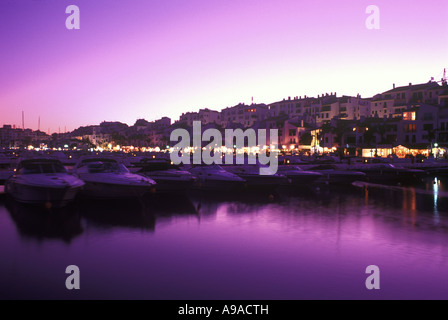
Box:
left=38, top=116, right=40, bottom=132
left=22, top=111, right=24, bottom=130
left=433, top=68, right=447, bottom=85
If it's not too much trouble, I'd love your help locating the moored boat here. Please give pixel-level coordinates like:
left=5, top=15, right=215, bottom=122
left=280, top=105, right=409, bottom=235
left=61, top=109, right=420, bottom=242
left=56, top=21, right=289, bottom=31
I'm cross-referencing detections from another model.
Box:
left=224, top=164, right=290, bottom=191
left=73, top=156, right=156, bottom=199
left=302, top=164, right=366, bottom=186
left=276, top=165, right=323, bottom=187
left=4, top=158, right=85, bottom=207
left=133, top=158, right=197, bottom=194
left=188, top=164, right=246, bottom=191
left=351, top=163, right=426, bottom=186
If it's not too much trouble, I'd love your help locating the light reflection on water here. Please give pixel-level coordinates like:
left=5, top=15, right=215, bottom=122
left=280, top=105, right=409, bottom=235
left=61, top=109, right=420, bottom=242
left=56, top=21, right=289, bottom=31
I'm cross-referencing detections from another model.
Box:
left=1, top=177, right=448, bottom=300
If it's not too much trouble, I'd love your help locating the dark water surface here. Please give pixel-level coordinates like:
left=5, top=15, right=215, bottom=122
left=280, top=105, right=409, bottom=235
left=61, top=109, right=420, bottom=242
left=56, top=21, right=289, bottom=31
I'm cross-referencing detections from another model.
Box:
left=1, top=177, right=448, bottom=300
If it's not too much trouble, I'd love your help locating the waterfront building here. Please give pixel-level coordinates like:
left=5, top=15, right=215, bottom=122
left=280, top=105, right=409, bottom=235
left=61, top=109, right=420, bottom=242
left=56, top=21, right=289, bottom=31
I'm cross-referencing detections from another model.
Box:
left=178, top=111, right=200, bottom=127
left=220, top=103, right=268, bottom=128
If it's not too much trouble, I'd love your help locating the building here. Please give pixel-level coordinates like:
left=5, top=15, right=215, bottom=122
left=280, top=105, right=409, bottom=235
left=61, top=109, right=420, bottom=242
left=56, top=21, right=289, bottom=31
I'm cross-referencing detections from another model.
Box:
left=220, top=103, right=269, bottom=128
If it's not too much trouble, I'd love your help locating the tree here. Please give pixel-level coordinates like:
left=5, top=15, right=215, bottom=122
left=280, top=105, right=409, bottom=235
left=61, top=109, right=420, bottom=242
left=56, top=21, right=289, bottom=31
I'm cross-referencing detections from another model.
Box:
left=299, top=132, right=312, bottom=146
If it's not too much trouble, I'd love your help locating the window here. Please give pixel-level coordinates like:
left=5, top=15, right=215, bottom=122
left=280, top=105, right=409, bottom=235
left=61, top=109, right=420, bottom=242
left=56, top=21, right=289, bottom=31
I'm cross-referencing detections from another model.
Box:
left=423, top=124, right=433, bottom=131
left=441, top=122, right=446, bottom=131
left=403, top=112, right=416, bottom=121
left=412, top=135, right=416, bottom=143
left=289, top=129, right=296, bottom=136
left=405, top=124, right=416, bottom=132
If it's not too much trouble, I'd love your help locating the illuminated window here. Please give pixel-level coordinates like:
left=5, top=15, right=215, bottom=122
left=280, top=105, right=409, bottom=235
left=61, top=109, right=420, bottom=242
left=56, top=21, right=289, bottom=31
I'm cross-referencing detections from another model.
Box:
left=403, top=112, right=416, bottom=121
left=405, top=124, right=416, bottom=133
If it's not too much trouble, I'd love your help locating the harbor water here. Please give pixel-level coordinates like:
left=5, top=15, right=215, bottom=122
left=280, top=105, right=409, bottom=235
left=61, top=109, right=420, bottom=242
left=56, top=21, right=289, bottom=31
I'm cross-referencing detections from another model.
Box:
left=1, top=177, right=448, bottom=300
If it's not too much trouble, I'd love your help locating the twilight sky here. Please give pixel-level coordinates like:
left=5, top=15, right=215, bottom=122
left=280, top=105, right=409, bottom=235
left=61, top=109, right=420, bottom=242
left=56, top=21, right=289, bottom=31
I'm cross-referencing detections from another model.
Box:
left=1, top=0, right=447, bottom=133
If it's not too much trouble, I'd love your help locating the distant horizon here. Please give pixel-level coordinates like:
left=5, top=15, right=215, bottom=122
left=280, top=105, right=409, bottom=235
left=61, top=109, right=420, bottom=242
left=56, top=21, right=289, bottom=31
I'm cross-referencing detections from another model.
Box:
left=1, top=0, right=447, bottom=132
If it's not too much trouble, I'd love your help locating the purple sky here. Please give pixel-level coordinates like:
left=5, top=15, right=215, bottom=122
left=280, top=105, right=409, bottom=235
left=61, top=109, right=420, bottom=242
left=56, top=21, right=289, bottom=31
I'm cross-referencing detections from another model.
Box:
left=1, top=0, right=447, bottom=133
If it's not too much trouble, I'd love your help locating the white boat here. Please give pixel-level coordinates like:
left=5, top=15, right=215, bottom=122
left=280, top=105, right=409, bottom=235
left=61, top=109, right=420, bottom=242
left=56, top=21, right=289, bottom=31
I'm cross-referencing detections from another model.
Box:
left=350, top=163, right=426, bottom=185
left=188, top=164, right=246, bottom=191
left=224, top=164, right=290, bottom=191
left=4, top=158, right=85, bottom=207
left=133, top=158, right=197, bottom=194
left=276, top=165, right=323, bottom=186
left=302, top=164, right=366, bottom=186
left=73, top=156, right=156, bottom=199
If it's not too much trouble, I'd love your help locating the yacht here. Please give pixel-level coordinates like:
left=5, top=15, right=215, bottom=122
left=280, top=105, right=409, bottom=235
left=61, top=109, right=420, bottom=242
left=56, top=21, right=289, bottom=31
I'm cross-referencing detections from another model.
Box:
left=351, top=163, right=426, bottom=185
left=224, top=164, right=290, bottom=191
left=188, top=164, right=246, bottom=191
left=276, top=165, right=323, bottom=187
left=4, top=158, right=85, bottom=207
left=133, top=158, right=196, bottom=194
left=73, top=156, right=156, bottom=199
left=303, top=164, right=366, bottom=186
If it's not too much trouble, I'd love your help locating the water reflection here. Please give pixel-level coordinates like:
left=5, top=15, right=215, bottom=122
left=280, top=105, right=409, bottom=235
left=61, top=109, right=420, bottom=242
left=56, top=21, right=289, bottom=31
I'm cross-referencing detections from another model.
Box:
left=4, top=197, right=83, bottom=243
left=2, top=180, right=448, bottom=299
left=77, top=198, right=156, bottom=231
left=77, top=194, right=199, bottom=232
left=433, top=178, right=440, bottom=224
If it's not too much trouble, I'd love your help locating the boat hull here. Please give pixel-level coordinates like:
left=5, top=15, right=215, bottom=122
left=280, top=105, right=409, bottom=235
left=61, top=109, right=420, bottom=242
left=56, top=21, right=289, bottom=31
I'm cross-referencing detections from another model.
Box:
left=283, top=173, right=323, bottom=186
left=362, top=171, right=425, bottom=185
left=5, top=181, right=82, bottom=207
left=79, top=181, right=155, bottom=199
left=193, top=178, right=246, bottom=191
left=314, top=171, right=366, bottom=186
left=149, top=178, right=196, bottom=194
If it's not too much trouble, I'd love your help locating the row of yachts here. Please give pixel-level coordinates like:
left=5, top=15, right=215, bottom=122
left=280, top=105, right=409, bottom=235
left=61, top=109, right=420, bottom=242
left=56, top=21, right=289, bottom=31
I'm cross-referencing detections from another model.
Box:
left=0, top=154, right=446, bottom=208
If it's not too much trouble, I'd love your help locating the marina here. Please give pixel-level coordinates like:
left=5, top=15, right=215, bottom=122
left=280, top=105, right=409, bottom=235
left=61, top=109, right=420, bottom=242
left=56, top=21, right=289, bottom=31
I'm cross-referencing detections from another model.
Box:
left=2, top=0, right=448, bottom=304
left=1, top=150, right=448, bottom=299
